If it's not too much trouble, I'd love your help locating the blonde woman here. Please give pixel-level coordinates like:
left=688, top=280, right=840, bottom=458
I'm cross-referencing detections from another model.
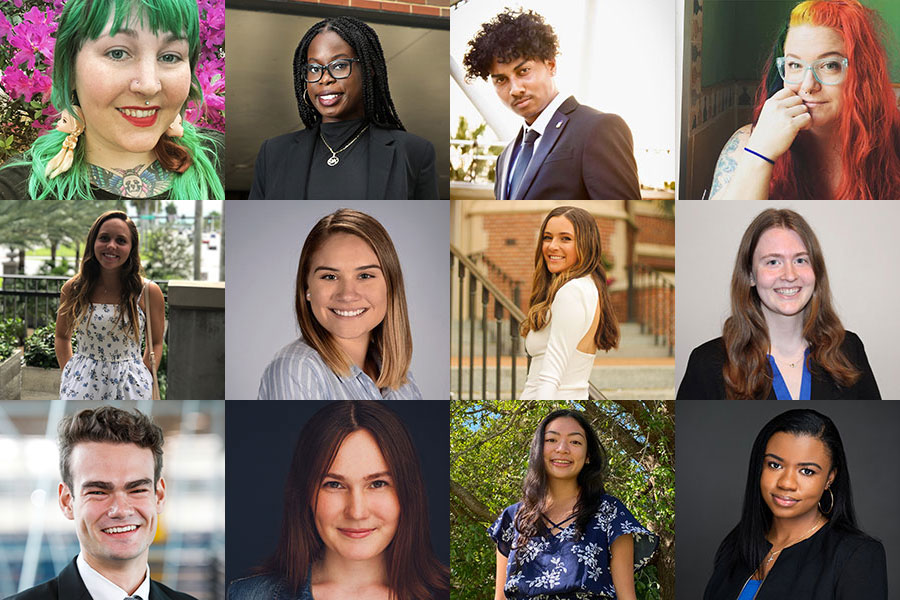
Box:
left=519, top=206, right=619, bottom=400
left=55, top=211, right=164, bottom=400
left=257, top=208, right=420, bottom=399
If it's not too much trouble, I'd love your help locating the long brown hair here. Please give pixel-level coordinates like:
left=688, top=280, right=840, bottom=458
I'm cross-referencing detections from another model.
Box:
left=723, top=209, right=859, bottom=398
left=294, top=209, right=413, bottom=390
left=265, top=401, right=449, bottom=599
left=520, top=206, right=619, bottom=351
left=57, top=210, right=143, bottom=343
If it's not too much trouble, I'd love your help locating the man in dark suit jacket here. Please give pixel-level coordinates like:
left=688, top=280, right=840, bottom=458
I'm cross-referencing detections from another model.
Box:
left=463, top=8, right=641, bottom=200
left=3, top=406, right=197, bottom=600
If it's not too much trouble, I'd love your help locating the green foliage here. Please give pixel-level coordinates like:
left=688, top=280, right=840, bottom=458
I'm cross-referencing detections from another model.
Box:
left=36, top=257, right=76, bottom=277
left=142, top=228, right=192, bottom=280
left=450, top=400, right=675, bottom=600
left=450, top=116, right=501, bottom=183
left=0, top=317, right=24, bottom=362
left=24, top=321, right=75, bottom=368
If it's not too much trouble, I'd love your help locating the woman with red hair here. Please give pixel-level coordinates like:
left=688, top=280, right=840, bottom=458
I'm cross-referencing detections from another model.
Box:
left=709, top=0, right=900, bottom=199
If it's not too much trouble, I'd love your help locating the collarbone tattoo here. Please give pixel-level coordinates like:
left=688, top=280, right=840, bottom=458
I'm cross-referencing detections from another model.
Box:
left=89, top=161, right=172, bottom=198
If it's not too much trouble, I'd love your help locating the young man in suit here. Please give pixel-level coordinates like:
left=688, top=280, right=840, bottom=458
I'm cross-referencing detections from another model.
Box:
left=4, top=406, right=196, bottom=600
left=464, top=8, right=641, bottom=200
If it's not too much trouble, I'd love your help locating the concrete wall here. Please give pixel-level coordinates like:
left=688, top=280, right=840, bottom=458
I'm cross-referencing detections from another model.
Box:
left=0, top=349, right=22, bottom=400
left=167, top=281, right=225, bottom=400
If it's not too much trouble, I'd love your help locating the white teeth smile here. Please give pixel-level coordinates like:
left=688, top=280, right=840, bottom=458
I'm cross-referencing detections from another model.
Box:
left=333, top=308, right=365, bottom=317
left=549, top=256, right=565, bottom=260
left=103, top=253, right=119, bottom=259
left=119, top=108, right=158, bottom=118
left=776, top=288, right=800, bottom=296
left=103, top=525, right=137, bottom=533
left=320, top=94, right=341, bottom=101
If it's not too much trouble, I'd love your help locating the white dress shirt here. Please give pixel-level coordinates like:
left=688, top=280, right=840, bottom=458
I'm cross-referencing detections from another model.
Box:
left=77, top=553, right=151, bottom=600
left=520, top=91, right=567, bottom=157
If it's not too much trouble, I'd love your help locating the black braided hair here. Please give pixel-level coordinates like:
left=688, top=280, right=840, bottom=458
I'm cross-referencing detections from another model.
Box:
left=293, top=16, right=405, bottom=130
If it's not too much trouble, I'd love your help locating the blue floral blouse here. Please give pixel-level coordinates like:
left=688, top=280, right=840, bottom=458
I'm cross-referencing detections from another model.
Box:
left=488, top=495, right=658, bottom=599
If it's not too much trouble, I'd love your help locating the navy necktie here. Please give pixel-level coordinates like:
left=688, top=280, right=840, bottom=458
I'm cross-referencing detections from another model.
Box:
left=507, top=128, right=540, bottom=199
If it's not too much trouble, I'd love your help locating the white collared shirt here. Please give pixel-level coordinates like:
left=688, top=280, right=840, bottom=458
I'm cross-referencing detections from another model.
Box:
left=77, top=553, right=151, bottom=600
left=520, top=91, right=567, bottom=156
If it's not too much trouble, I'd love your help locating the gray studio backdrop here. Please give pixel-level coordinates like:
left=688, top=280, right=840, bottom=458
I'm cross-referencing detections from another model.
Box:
left=676, top=401, right=900, bottom=599
left=225, top=200, right=449, bottom=399
left=675, top=200, right=900, bottom=398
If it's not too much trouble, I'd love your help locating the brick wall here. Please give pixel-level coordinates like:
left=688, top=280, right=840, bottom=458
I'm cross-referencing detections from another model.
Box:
left=291, top=0, right=450, bottom=17
left=635, top=214, right=674, bottom=246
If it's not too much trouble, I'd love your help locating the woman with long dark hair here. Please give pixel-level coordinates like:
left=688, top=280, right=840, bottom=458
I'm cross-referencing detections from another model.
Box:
left=703, top=408, right=886, bottom=599
left=709, top=0, right=900, bottom=199
left=55, top=210, right=164, bottom=400
left=678, top=208, right=879, bottom=399
left=248, top=16, right=438, bottom=199
left=227, top=401, right=448, bottom=600
left=488, top=409, right=657, bottom=599
left=519, top=206, right=619, bottom=400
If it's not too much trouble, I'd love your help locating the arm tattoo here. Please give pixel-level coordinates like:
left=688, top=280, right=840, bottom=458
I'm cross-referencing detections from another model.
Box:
left=709, top=130, right=743, bottom=198
left=89, top=162, right=172, bottom=198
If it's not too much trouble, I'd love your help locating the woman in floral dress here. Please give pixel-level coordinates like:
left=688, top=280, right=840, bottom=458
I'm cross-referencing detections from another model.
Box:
left=489, top=409, right=658, bottom=599
left=55, top=210, right=164, bottom=400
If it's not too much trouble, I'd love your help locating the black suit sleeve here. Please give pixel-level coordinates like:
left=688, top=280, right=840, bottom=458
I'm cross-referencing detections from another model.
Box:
left=413, top=138, right=439, bottom=200
left=843, top=331, right=881, bottom=399
left=583, top=113, right=641, bottom=200
left=677, top=339, right=727, bottom=400
left=248, top=139, right=268, bottom=199
left=835, top=538, right=887, bottom=599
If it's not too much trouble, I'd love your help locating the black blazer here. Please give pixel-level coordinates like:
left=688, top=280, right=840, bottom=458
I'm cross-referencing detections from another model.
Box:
left=3, top=557, right=198, bottom=600
left=677, top=331, right=881, bottom=399
left=248, top=124, right=438, bottom=199
left=703, top=524, right=887, bottom=600
left=494, top=95, right=640, bottom=200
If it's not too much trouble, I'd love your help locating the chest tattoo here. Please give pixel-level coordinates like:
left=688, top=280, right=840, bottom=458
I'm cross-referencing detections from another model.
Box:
left=89, top=162, right=172, bottom=198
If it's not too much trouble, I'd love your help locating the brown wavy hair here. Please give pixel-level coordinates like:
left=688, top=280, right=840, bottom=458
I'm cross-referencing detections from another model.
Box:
left=294, top=209, right=412, bottom=390
left=57, top=210, right=144, bottom=343
left=723, top=209, right=859, bottom=399
left=520, top=206, right=619, bottom=351
left=264, top=401, right=449, bottom=599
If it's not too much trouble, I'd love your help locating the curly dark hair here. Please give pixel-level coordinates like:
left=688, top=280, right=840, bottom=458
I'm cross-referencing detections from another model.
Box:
left=463, top=8, right=559, bottom=81
left=293, top=16, right=404, bottom=130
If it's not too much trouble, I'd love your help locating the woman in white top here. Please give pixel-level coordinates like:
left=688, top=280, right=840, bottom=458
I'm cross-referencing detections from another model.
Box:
left=519, top=206, right=619, bottom=400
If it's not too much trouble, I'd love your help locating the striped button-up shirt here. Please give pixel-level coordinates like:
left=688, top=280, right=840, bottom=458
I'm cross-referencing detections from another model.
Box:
left=257, top=337, right=422, bottom=400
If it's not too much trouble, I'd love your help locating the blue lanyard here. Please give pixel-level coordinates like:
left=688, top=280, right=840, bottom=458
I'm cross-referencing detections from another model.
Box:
left=767, top=348, right=811, bottom=400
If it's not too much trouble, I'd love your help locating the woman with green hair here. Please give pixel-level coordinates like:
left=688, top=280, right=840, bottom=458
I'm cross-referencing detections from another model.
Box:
left=0, top=0, right=224, bottom=200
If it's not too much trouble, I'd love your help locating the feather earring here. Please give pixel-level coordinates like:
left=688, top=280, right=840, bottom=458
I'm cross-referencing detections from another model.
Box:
left=45, top=106, right=85, bottom=180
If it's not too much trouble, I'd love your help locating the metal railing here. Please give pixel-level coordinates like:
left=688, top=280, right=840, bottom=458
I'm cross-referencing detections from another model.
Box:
left=451, top=245, right=605, bottom=400
left=631, top=263, right=674, bottom=356
left=0, top=275, right=169, bottom=341
left=467, top=251, right=523, bottom=309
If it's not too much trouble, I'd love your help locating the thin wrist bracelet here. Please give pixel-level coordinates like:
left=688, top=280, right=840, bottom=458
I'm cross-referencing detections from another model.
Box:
left=744, top=147, right=775, bottom=165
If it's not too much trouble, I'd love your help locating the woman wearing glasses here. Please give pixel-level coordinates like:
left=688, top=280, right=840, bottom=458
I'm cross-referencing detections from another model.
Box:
left=709, top=0, right=900, bottom=200
left=249, top=16, right=439, bottom=199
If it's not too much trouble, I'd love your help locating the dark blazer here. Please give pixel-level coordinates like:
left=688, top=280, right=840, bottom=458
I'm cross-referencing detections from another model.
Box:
left=494, top=95, right=640, bottom=200
left=248, top=125, right=438, bottom=200
left=3, top=557, right=197, bottom=600
left=227, top=575, right=310, bottom=600
left=703, top=524, right=887, bottom=600
left=677, top=331, right=881, bottom=400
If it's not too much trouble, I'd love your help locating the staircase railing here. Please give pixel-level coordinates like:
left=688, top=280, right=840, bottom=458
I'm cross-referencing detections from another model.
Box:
left=451, top=245, right=606, bottom=400
left=631, top=263, right=674, bottom=356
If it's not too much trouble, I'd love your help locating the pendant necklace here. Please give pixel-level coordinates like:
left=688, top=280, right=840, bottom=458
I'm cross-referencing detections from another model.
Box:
left=320, top=124, right=369, bottom=167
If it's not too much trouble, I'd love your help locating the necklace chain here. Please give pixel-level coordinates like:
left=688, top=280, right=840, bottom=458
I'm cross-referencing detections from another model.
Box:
left=763, top=515, right=825, bottom=568
left=320, top=124, right=369, bottom=167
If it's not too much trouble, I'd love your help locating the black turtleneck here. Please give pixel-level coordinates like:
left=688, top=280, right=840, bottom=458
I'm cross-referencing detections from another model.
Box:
left=306, top=118, right=370, bottom=199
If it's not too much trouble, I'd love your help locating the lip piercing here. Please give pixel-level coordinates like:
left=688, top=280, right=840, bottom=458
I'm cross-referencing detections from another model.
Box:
left=144, top=101, right=150, bottom=106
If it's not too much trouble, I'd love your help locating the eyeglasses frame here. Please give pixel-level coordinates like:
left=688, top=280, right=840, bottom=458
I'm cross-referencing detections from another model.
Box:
left=301, top=58, right=361, bottom=83
left=775, top=56, right=850, bottom=86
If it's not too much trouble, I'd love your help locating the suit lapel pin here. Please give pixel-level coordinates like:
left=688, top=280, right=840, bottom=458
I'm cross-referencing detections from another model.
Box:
left=556, top=121, right=562, bottom=129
